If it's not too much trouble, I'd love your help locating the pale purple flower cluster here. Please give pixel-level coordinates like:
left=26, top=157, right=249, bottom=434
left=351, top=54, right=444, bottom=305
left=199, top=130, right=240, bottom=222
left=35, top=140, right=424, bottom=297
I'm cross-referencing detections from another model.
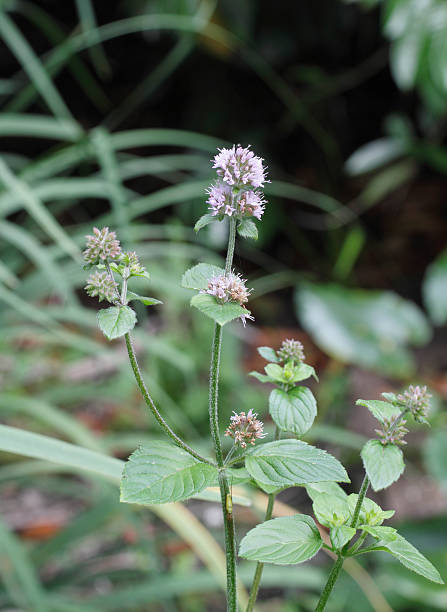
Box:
left=213, top=145, right=267, bottom=188
left=225, top=410, right=265, bottom=448
left=120, top=251, right=146, bottom=276
left=85, top=270, right=116, bottom=303
left=204, top=272, right=251, bottom=305
left=207, top=184, right=266, bottom=219
left=83, top=227, right=121, bottom=265
left=206, top=144, right=268, bottom=221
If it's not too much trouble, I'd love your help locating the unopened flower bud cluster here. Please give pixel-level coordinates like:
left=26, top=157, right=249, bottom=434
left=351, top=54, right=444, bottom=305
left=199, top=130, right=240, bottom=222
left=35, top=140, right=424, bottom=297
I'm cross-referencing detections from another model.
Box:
left=397, top=385, right=432, bottom=422
left=225, top=409, right=265, bottom=448
left=206, top=145, right=268, bottom=220
left=277, top=338, right=305, bottom=364
left=376, top=417, right=409, bottom=446
left=83, top=227, right=122, bottom=265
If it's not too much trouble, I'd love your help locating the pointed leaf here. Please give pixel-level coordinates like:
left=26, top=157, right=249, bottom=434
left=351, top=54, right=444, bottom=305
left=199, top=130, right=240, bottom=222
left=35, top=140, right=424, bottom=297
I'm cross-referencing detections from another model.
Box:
left=257, top=346, right=279, bottom=363
left=120, top=441, right=218, bottom=505
left=190, top=293, right=249, bottom=326
left=127, top=291, right=163, bottom=306
left=248, top=371, right=274, bottom=383
left=363, top=527, right=444, bottom=584
left=356, top=399, right=401, bottom=423
left=194, top=213, right=216, bottom=232
left=269, top=386, right=317, bottom=435
left=245, top=439, right=349, bottom=493
left=181, top=263, right=225, bottom=290
left=239, top=515, right=322, bottom=565
left=237, top=218, right=258, bottom=240
left=361, top=439, right=405, bottom=491
left=330, top=525, right=356, bottom=551
left=97, top=305, right=136, bottom=340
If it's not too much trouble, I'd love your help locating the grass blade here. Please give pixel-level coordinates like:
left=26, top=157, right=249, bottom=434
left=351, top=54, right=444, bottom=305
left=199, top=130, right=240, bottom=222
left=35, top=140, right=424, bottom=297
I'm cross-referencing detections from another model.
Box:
left=0, top=519, right=48, bottom=612
left=0, top=158, right=80, bottom=261
left=0, top=113, right=82, bottom=140
left=0, top=9, right=74, bottom=120
left=75, top=0, right=111, bottom=77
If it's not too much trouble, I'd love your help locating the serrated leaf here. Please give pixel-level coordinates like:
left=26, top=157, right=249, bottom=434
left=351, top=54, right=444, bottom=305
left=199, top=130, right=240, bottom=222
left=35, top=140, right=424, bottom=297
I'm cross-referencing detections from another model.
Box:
left=248, top=371, right=274, bottom=383
left=312, top=493, right=351, bottom=528
left=181, top=263, right=225, bottom=290
left=194, top=213, right=216, bottom=232
left=347, top=494, right=395, bottom=526
left=305, top=482, right=348, bottom=502
left=190, top=293, right=249, bottom=326
left=120, top=441, right=217, bottom=505
left=363, top=526, right=444, bottom=584
left=269, top=387, right=317, bottom=435
left=237, top=218, right=258, bottom=240
left=97, top=306, right=136, bottom=340
left=330, top=525, right=356, bottom=550
left=245, top=439, right=349, bottom=493
left=257, top=346, right=279, bottom=362
left=361, top=439, right=405, bottom=491
left=356, top=399, right=401, bottom=423
left=127, top=291, right=163, bottom=306
left=239, top=515, right=322, bottom=565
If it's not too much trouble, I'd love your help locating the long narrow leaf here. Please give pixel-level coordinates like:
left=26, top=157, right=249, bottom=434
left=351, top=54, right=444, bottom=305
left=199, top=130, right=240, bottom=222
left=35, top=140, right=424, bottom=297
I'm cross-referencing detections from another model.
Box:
left=0, top=159, right=80, bottom=260
left=0, top=10, right=74, bottom=120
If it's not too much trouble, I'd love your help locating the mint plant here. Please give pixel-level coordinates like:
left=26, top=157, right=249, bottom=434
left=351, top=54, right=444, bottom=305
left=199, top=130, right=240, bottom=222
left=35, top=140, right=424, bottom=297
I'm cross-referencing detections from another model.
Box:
left=84, top=145, right=443, bottom=612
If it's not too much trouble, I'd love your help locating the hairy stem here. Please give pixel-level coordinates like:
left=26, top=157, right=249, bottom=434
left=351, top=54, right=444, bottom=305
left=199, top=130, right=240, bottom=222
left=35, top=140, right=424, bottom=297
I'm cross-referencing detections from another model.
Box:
left=125, top=333, right=213, bottom=465
left=315, top=555, right=345, bottom=612
left=208, top=215, right=238, bottom=611
left=316, top=406, right=409, bottom=611
left=225, top=217, right=237, bottom=274
left=246, top=427, right=280, bottom=612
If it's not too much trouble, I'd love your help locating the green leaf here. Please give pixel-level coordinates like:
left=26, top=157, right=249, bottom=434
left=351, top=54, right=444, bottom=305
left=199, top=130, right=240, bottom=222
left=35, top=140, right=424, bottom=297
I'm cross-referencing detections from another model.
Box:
left=239, top=515, right=322, bottom=565
left=97, top=305, right=137, bottom=340
left=305, top=481, right=348, bottom=502
left=264, top=362, right=317, bottom=384
left=296, top=282, right=431, bottom=377
left=269, top=387, right=317, bottom=435
left=347, top=494, right=395, bottom=526
left=257, top=346, right=279, bottom=362
left=194, top=213, right=216, bottom=232
left=361, top=439, right=405, bottom=491
left=245, top=439, right=349, bottom=493
left=120, top=441, right=218, bottom=505
left=237, top=218, right=258, bottom=240
left=248, top=371, right=274, bottom=383
left=181, top=263, right=225, bottom=290
left=127, top=291, right=163, bottom=306
left=330, top=525, right=356, bottom=551
left=363, top=527, right=444, bottom=584
left=312, top=493, right=351, bottom=527
left=190, top=294, right=250, bottom=326
left=356, top=399, right=401, bottom=423
left=423, top=249, right=447, bottom=325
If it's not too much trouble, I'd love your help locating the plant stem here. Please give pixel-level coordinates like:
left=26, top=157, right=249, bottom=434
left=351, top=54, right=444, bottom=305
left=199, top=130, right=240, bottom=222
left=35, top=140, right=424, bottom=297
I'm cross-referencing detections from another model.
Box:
left=125, top=332, right=213, bottom=465
left=209, top=323, right=224, bottom=466
left=225, top=217, right=237, bottom=275
left=208, top=214, right=238, bottom=611
left=315, top=474, right=370, bottom=612
left=315, top=555, right=345, bottom=612
left=245, top=427, right=280, bottom=612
